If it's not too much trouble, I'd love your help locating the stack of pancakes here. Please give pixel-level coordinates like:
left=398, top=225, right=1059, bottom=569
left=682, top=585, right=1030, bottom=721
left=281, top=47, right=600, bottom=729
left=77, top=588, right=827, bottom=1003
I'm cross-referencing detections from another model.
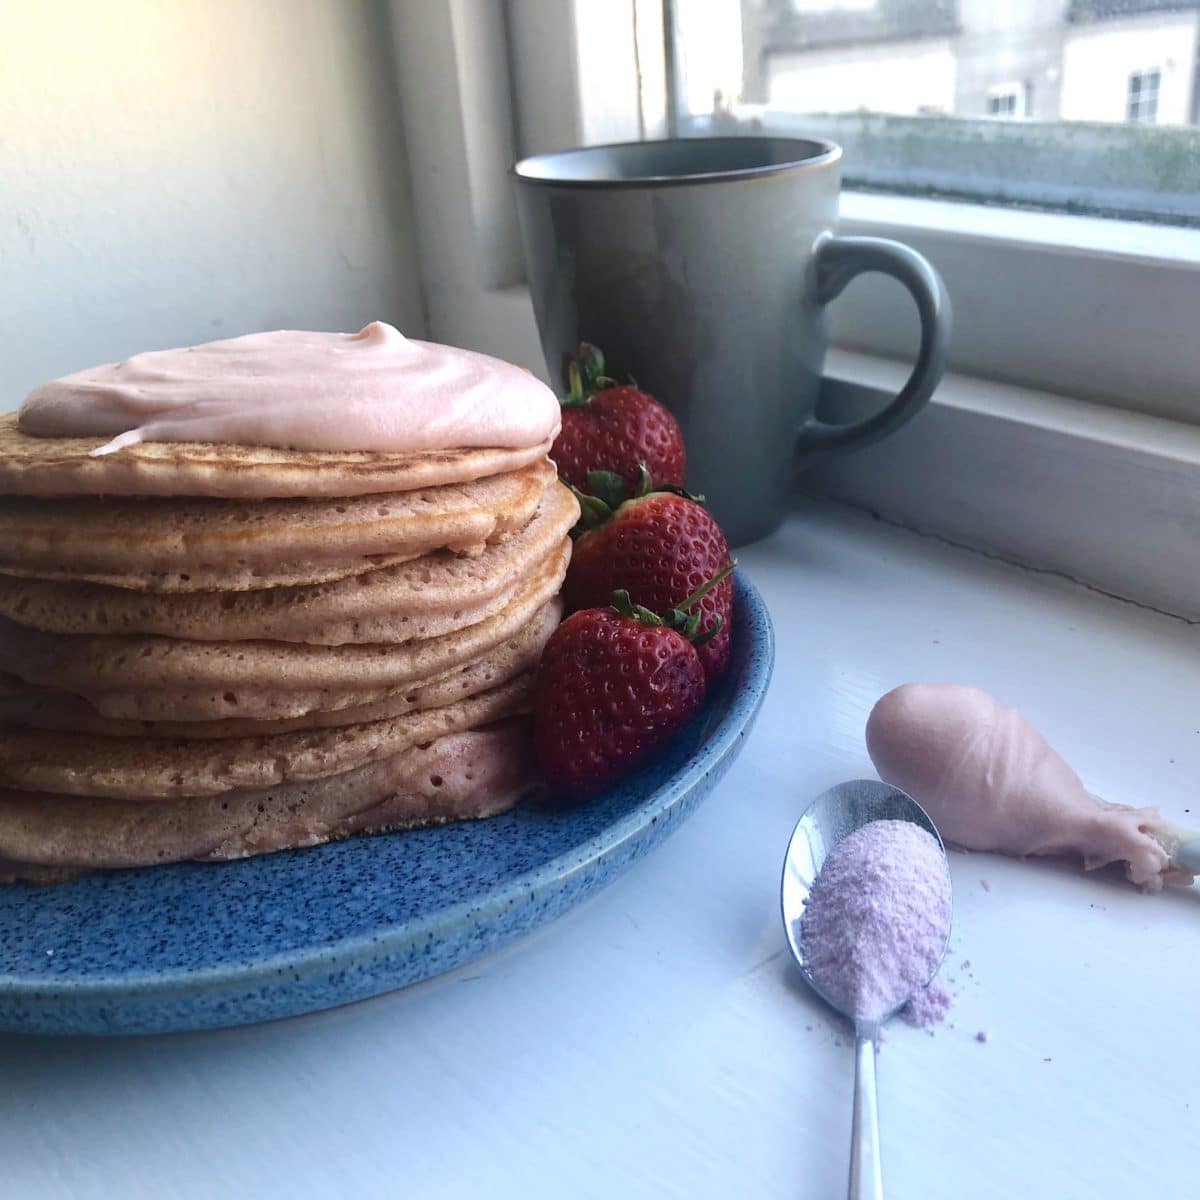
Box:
left=0, top=416, right=577, bottom=882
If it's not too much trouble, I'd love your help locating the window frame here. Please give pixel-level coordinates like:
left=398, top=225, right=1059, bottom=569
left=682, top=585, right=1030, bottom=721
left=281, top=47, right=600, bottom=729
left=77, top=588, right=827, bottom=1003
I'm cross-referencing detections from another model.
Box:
left=392, top=0, right=1200, bottom=425
left=389, top=0, right=1200, bottom=609
left=388, top=0, right=666, bottom=379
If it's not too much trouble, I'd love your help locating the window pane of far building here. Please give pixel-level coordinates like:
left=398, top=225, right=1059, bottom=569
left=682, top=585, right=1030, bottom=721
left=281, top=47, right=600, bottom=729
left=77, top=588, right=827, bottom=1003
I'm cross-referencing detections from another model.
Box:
left=1127, top=68, right=1162, bottom=121
left=673, top=0, right=1200, bottom=223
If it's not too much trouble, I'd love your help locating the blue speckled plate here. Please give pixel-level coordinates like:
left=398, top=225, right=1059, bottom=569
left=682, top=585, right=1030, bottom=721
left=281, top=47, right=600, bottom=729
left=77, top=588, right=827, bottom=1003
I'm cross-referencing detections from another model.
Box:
left=0, top=574, right=773, bottom=1035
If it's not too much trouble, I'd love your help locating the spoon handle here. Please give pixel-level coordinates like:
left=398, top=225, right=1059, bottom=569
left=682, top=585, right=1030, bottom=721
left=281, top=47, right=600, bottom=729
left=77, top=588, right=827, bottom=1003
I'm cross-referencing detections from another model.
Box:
left=849, top=1029, right=884, bottom=1200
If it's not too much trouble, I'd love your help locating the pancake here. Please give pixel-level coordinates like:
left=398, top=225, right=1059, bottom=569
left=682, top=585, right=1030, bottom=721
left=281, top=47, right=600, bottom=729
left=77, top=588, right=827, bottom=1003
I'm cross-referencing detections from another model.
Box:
left=0, top=459, right=555, bottom=580
left=0, top=720, right=536, bottom=874
left=0, top=483, right=578, bottom=643
left=0, top=550, right=568, bottom=721
left=0, top=598, right=561, bottom=738
left=0, top=548, right=432, bottom=596
left=0, top=672, right=532, bottom=799
left=0, top=860, right=80, bottom=886
left=0, top=413, right=555, bottom=499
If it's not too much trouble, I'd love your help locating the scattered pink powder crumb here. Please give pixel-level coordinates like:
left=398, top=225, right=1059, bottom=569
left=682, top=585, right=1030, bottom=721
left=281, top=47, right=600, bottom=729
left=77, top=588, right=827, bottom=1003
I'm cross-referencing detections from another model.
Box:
left=902, top=980, right=952, bottom=1029
left=799, top=820, right=952, bottom=1025
left=976, top=1031, right=989, bottom=1043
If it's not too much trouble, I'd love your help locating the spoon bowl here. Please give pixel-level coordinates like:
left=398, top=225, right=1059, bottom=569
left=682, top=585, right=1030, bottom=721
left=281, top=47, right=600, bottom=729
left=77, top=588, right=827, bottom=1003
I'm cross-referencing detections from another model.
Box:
left=781, top=779, right=952, bottom=1199
left=781, top=778, right=949, bottom=1020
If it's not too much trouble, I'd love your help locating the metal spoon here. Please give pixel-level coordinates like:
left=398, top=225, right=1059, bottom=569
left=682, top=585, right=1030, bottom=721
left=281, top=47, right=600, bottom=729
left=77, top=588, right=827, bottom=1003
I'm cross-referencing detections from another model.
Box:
left=780, top=779, right=953, bottom=1200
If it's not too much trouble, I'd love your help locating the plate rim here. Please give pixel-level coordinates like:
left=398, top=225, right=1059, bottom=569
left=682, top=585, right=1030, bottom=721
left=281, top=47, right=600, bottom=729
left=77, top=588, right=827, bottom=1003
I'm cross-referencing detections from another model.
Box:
left=0, top=572, right=774, bottom=1007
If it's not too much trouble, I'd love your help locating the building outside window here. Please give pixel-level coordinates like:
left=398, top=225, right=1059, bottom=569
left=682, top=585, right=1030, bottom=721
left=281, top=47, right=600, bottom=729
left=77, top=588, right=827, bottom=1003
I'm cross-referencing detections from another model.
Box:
left=675, top=0, right=1200, bottom=223
left=736, top=0, right=1199, bottom=126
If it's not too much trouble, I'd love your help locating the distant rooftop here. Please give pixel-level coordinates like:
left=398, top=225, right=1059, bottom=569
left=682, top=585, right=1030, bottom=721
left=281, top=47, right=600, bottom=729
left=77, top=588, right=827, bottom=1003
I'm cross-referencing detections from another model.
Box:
left=757, top=0, right=1200, bottom=53
left=1067, top=0, right=1200, bottom=20
left=760, top=0, right=958, bottom=53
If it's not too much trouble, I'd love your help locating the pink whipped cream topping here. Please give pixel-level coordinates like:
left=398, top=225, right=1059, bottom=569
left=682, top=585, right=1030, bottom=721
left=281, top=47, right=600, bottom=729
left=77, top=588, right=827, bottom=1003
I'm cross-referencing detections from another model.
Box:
left=19, top=321, right=560, bottom=455
left=799, top=820, right=951, bottom=1024
left=866, top=683, right=1197, bottom=891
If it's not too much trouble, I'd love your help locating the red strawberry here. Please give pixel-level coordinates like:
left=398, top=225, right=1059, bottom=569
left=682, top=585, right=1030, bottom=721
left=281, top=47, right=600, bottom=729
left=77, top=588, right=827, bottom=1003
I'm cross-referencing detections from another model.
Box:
left=551, top=343, right=685, bottom=492
left=564, top=469, right=735, bottom=684
left=534, top=592, right=708, bottom=801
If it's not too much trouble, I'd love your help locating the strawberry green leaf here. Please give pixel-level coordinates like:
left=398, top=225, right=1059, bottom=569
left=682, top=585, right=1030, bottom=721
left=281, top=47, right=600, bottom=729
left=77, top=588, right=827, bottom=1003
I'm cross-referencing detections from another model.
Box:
left=609, top=589, right=663, bottom=627
left=691, top=613, right=725, bottom=647
left=662, top=605, right=720, bottom=644
left=585, top=469, right=628, bottom=511
left=568, top=484, right=612, bottom=534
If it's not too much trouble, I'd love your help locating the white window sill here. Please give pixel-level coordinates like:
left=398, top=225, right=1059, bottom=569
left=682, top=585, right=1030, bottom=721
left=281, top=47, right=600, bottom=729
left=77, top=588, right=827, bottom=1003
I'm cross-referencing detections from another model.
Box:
left=811, top=348, right=1200, bottom=622
left=830, top=191, right=1200, bottom=427
left=7, top=498, right=1196, bottom=1198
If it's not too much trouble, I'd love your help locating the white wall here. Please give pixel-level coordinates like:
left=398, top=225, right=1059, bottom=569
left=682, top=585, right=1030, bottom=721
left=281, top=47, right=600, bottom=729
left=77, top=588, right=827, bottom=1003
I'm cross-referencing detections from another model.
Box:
left=954, top=0, right=1066, bottom=120
left=1061, top=11, right=1199, bottom=124
left=1, top=0, right=425, bottom=405
left=766, top=39, right=957, bottom=115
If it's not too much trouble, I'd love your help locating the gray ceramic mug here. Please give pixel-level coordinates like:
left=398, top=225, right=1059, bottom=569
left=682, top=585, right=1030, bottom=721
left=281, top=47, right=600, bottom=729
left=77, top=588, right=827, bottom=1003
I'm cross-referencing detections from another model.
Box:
left=512, top=136, right=950, bottom=546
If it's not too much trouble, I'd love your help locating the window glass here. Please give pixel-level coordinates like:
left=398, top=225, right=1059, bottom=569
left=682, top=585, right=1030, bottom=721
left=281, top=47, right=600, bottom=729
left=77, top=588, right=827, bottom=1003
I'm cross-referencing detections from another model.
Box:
left=672, top=0, right=1200, bottom=224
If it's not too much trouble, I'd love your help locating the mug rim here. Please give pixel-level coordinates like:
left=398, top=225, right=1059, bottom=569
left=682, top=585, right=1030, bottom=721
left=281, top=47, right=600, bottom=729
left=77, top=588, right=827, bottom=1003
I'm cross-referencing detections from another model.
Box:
left=511, top=135, right=841, bottom=189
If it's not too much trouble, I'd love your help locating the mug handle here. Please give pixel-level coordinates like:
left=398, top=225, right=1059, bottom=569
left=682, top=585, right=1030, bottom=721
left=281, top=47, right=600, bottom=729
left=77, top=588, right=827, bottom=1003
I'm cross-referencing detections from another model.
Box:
left=796, top=233, right=951, bottom=453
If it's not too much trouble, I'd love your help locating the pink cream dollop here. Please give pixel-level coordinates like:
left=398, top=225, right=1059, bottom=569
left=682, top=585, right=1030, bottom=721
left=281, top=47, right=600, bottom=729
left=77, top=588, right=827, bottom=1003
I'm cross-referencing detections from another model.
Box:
left=18, top=321, right=561, bottom=455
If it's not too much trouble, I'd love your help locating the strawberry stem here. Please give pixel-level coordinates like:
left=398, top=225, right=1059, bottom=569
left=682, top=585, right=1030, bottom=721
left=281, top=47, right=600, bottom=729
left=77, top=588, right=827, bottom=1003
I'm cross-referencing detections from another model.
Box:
left=565, top=343, right=636, bottom=398
left=660, top=563, right=735, bottom=641
left=562, top=361, right=589, bottom=408
left=677, top=561, right=737, bottom=611
left=578, top=342, right=606, bottom=389
left=633, top=463, right=654, bottom=498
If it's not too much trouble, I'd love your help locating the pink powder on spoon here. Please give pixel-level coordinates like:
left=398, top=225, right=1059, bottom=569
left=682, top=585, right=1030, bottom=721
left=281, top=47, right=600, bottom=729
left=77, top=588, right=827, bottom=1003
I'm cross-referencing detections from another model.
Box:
left=799, top=820, right=952, bottom=1025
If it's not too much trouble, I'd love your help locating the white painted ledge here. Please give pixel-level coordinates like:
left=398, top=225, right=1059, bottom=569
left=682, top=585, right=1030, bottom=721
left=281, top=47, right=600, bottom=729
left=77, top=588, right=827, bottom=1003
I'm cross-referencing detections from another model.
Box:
left=808, top=349, right=1200, bottom=622
left=4, top=503, right=1196, bottom=1199
left=830, top=194, right=1200, bottom=427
